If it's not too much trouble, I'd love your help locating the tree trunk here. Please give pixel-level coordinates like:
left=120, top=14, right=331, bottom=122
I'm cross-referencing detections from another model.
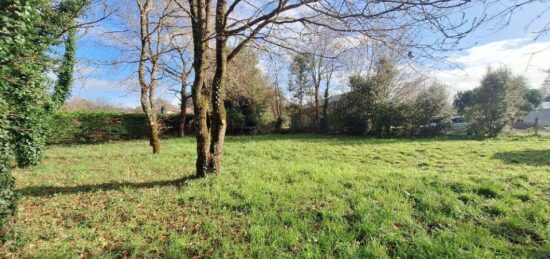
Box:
left=209, top=77, right=227, bottom=174
left=321, top=66, right=333, bottom=133
left=142, top=83, right=161, bottom=154
left=188, top=0, right=211, bottom=177
left=150, top=116, right=161, bottom=153
left=179, top=78, right=187, bottom=137
left=314, top=83, right=320, bottom=127
left=51, top=24, right=76, bottom=111
left=179, top=111, right=186, bottom=137
left=298, top=104, right=303, bottom=130
left=209, top=0, right=228, bottom=174
left=137, top=0, right=161, bottom=155
left=191, top=54, right=211, bottom=176
left=312, top=58, right=323, bottom=129
left=321, top=84, right=329, bottom=132
left=194, top=88, right=211, bottom=176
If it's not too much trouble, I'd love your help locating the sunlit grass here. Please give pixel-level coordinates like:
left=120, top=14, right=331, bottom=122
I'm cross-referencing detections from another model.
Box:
left=5, top=135, right=550, bottom=257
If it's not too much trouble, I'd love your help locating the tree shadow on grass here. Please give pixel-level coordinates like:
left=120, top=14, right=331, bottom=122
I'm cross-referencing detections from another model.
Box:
left=493, top=149, right=550, bottom=166
left=18, top=174, right=199, bottom=198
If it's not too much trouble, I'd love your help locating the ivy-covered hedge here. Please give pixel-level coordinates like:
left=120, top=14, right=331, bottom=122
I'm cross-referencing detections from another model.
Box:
left=47, top=112, right=187, bottom=144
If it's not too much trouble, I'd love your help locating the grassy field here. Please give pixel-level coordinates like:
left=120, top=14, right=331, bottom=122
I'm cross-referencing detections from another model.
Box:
left=3, top=135, right=550, bottom=257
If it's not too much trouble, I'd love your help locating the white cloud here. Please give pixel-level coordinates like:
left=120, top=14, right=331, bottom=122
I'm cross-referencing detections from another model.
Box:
left=432, top=37, right=550, bottom=93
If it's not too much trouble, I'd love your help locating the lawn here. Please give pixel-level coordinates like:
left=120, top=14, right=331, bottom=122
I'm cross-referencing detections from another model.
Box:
left=3, top=135, right=550, bottom=257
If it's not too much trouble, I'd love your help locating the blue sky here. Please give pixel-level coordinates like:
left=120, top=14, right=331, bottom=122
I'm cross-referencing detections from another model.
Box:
left=72, top=1, right=550, bottom=108
left=427, top=0, right=550, bottom=92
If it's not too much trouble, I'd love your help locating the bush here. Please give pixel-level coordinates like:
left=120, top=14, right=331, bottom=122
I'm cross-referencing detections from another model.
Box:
left=330, top=83, right=451, bottom=137
left=410, top=83, right=452, bottom=136
left=47, top=112, right=186, bottom=144
left=225, top=98, right=278, bottom=134
left=462, top=68, right=530, bottom=137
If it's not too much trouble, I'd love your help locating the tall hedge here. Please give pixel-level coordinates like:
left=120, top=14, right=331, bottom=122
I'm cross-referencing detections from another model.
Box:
left=48, top=112, right=187, bottom=144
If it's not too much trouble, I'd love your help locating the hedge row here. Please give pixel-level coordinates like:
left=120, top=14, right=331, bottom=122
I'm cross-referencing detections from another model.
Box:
left=47, top=112, right=189, bottom=144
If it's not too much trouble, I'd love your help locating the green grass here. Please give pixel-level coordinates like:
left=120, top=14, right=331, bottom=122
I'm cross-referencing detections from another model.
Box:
left=4, top=135, right=550, bottom=257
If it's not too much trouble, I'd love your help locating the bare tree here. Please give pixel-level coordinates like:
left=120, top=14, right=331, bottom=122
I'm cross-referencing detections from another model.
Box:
left=296, top=26, right=346, bottom=130
left=321, top=60, right=336, bottom=132
left=183, top=0, right=212, bottom=176
left=176, top=48, right=194, bottom=137
left=270, top=60, right=287, bottom=131
left=102, top=0, right=189, bottom=151
left=136, top=0, right=176, bottom=153
left=486, top=0, right=550, bottom=41
left=184, top=0, right=491, bottom=176
left=301, top=27, right=334, bottom=127
left=162, top=27, right=194, bottom=137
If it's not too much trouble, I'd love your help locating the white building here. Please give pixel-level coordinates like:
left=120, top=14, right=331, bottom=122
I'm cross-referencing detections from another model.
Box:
left=524, top=102, right=550, bottom=127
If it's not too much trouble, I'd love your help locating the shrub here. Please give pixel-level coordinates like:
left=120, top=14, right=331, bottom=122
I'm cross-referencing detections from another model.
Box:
left=410, top=83, right=452, bottom=136
left=330, top=82, right=451, bottom=137
left=463, top=68, right=530, bottom=137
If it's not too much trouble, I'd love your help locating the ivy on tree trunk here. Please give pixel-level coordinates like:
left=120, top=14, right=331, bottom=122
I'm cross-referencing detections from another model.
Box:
left=208, top=0, right=228, bottom=174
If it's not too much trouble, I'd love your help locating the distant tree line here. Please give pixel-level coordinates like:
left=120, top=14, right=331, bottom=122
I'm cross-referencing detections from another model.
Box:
left=286, top=54, right=547, bottom=137
left=286, top=55, right=452, bottom=137
left=60, top=58, right=549, bottom=141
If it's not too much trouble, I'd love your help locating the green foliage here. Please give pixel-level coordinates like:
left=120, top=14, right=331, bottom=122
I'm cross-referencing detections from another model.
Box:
left=225, top=98, right=262, bottom=133
left=453, top=90, right=475, bottom=115
left=0, top=170, right=15, bottom=238
left=225, top=48, right=278, bottom=133
left=0, top=0, right=86, bottom=229
left=47, top=112, right=183, bottom=144
left=0, top=0, right=43, bottom=230
left=522, top=88, right=543, bottom=113
left=288, top=54, right=313, bottom=130
left=331, top=58, right=397, bottom=135
left=2, top=0, right=48, bottom=167
left=51, top=25, right=77, bottom=111
left=411, top=83, right=452, bottom=136
left=226, top=105, right=247, bottom=131
left=5, top=135, right=550, bottom=256
left=0, top=97, right=15, bottom=234
left=1, top=0, right=85, bottom=166
left=332, top=79, right=451, bottom=137
left=464, top=68, right=530, bottom=136
left=331, top=78, right=370, bottom=135
left=226, top=101, right=278, bottom=134
left=288, top=54, right=313, bottom=104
